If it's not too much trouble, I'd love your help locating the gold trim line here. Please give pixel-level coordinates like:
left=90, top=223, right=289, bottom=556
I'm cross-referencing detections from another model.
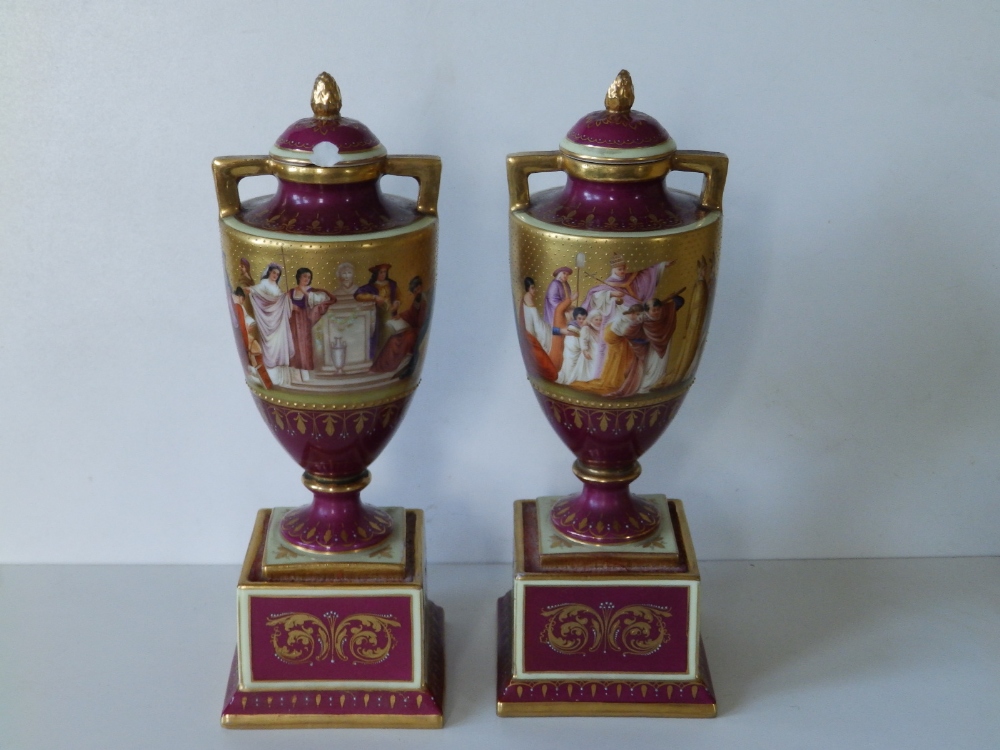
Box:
left=496, top=700, right=715, bottom=719
left=529, top=377, right=692, bottom=410
left=222, top=712, right=443, bottom=729
left=302, top=470, right=371, bottom=495
left=571, top=460, right=641, bottom=485
left=248, top=382, right=418, bottom=410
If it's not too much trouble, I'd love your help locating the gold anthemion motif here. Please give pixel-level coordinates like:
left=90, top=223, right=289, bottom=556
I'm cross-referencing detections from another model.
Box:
left=267, top=612, right=400, bottom=665
left=263, top=401, right=404, bottom=437
left=540, top=603, right=670, bottom=657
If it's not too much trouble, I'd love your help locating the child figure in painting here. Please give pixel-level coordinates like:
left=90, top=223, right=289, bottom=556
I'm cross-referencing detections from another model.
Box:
left=556, top=307, right=588, bottom=385
left=572, top=303, right=647, bottom=398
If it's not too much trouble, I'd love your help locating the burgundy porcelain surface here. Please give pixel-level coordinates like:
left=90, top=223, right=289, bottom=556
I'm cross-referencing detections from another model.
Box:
left=254, top=395, right=413, bottom=478
left=526, top=182, right=701, bottom=233
left=216, top=73, right=440, bottom=554
left=240, top=187, right=418, bottom=235
left=565, top=108, right=671, bottom=150
left=508, top=70, right=727, bottom=546
left=275, top=116, right=381, bottom=155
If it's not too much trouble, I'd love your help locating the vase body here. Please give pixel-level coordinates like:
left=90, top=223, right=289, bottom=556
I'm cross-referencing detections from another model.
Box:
left=507, top=75, right=727, bottom=545
left=214, top=76, right=440, bottom=553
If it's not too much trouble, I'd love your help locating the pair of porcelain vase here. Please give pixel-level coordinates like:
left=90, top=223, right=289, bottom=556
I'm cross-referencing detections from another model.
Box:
left=215, top=71, right=727, bottom=727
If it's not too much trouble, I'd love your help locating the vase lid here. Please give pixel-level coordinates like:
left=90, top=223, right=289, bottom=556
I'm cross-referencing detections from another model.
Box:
left=561, top=70, right=676, bottom=163
left=269, top=73, right=388, bottom=167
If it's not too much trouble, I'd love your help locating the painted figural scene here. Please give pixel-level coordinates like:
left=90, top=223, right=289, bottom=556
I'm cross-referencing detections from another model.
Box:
left=229, top=258, right=431, bottom=393
left=519, top=252, right=715, bottom=400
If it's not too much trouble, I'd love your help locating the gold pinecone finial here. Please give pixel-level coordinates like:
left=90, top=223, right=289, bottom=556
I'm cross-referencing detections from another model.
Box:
left=604, top=69, right=635, bottom=113
left=311, top=72, right=342, bottom=119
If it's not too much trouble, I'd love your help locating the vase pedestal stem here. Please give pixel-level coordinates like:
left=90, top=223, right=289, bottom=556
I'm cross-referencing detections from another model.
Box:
left=549, top=461, right=660, bottom=545
left=278, top=471, right=393, bottom=553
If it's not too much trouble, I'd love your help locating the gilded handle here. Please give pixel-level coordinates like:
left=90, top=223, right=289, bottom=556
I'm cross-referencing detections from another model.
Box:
left=383, top=156, right=442, bottom=216
left=211, top=156, right=272, bottom=219
left=669, top=150, right=729, bottom=212
left=506, top=151, right=564, bottom=212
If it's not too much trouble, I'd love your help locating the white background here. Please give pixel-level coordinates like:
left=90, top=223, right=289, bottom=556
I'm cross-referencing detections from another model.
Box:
left=0, top=0, right=997, bottom=564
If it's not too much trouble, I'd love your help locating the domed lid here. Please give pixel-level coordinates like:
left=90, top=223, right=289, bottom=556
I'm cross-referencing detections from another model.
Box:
left=268, top=73, right=388, bottom=167
left=561, top=70, right=676, bottom=163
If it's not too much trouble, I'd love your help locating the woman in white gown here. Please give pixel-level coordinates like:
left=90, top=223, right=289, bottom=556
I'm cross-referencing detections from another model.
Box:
left=243, top=262, right=294, bottom=387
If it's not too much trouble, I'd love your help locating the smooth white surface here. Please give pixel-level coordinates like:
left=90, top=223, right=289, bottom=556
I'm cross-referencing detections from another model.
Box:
left=1, top=559, right=997, bottom=749
left=1, top=2, right=999, bottom=562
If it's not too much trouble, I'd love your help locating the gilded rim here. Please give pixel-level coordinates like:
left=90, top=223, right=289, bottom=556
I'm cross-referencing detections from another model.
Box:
left=302, top=470, right=372, bottom=495
left=529, top=376, right=692, bottom=411
left=265, top=156, right=385, bottom=184
left=571, top=460, right=642, bottom=485
left=248, top=381, right=419, bottom=411
left=559, top=152, right=673, bottom=183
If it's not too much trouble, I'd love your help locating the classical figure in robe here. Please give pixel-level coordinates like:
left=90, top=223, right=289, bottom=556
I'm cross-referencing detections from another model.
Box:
left=544, top=267, right=576, bottom=325
left=287, top=267, right=335, bottom=372
left=354, top=263, right=400, bottom=358
left=231, top=287, right=273, bottom=389
left=539, top=267, right=577, bottom=371
left=572, top=304, right=647, bottom=398
left=582, top=257, right=673, bottom=336
left=240, top=260, right=294, bottom=386
left=637, top=295, right=683, bottom=393
left=666, top=256, right=714, bottom=384
left=518, top=277, right=559, bottom=382
left=370, top=276, right=429, bottom=374
left=394, top=277, right=432, bottom=380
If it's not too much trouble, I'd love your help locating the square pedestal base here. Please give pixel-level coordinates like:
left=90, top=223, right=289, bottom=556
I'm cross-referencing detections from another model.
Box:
left=496, top=498, right=716, bottom=718
left=221, top=508, right=444, bottom=729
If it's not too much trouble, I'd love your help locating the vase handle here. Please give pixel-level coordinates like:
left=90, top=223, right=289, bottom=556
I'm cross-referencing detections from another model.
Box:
left=506, top=151, right=563, bottom=212
left=384, top=156, right=442, bottom=216
left=211, top=156, right=272, bottom=219
left=669, top=151, right=729, bottom=212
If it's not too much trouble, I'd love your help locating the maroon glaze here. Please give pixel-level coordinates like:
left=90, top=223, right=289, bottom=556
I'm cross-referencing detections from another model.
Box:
left=536, top=392, right=686, bottom=544
left=240, top=184, right=419, bottom=235
left=253, top=393, right=412, bottom=478
left=521, top=584, right=690, bottom=673
left=275, top=116, right=380, bottom=154
left=527, top=182, right=703, bottom=233
left=249, top=594, right=413, bottom=681
left=536, top=392, right=685, bottom=470
left=280, top=490, right=393, bottom=552
left=566, top=108, right=670, bottom=150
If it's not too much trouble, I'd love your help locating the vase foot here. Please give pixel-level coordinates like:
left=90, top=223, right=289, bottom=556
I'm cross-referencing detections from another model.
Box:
left=280, top=503, right=393, bottom=552
left=548, top=460, right=661, bottom=545
left=550, top=494, right=660, bottom=545
left=279, top=470, right=393, bottom=553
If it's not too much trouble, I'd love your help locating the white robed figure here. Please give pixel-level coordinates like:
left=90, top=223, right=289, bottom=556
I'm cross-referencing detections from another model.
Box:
left=582, top=254, right=673, bottom=334
left=243, top=261, right=294, bottom=387
left=557, top=307, right=591, bottom=384
left=522, top=291, right=552, bottom=352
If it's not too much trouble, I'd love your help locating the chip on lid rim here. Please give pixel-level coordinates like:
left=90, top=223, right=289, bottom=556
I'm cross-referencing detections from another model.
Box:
left=268, top=72, right=388, bottom=168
